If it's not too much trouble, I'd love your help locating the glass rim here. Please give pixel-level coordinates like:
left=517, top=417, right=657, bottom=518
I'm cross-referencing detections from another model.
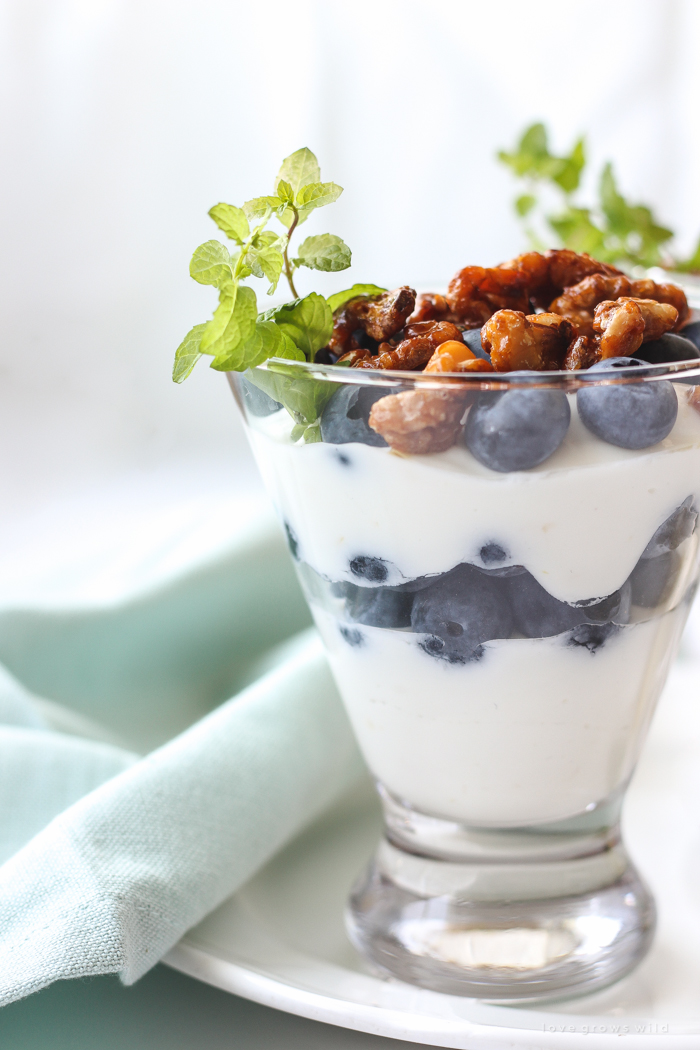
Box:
left=256, top=355, right=700, bottom=391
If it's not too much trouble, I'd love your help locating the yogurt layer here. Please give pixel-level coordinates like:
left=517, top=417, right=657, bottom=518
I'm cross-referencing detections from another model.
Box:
left=312, top=603, right=688, bottom=826
left=248, top=386, right=700, bottom=603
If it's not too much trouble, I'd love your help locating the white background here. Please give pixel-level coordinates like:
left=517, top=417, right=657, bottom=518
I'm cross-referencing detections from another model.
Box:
left=1, top=0, right=700, bottom=590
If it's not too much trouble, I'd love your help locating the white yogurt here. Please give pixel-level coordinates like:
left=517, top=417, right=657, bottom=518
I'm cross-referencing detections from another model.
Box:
left=248, top=388, right=700, bottom=602
left=312, top=604, right=687, bottom=826
left=243, top=382, right=700, bottom=826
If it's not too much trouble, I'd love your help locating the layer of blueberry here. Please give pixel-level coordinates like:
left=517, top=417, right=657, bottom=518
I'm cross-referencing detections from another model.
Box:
left=318, top=498, right=698, bottom=659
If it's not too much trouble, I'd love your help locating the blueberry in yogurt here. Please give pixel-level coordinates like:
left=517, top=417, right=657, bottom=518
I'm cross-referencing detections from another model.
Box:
left=506, top=572, right=584, bottom=638
left=350, top=555, right=391, bottom=583
left=465, top=386, right=571, bottom=472
left=320, top=385, right=391, bottom=446
left=412, top=564, right=513, bottom=661
left=632, top=332, right=700, bottom=365
left=577, top=358, right=678, bottom=449
left=629, top=551, right=681, bottom=608
left=680, top=320, right=700, bottom=352
left=641, top=497, right=697, bottom=559
left=346, top=585, right=413, bottom=629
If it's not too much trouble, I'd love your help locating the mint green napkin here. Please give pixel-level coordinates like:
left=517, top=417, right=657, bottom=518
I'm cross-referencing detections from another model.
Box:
left=0, top=510, right=364, bottom=1006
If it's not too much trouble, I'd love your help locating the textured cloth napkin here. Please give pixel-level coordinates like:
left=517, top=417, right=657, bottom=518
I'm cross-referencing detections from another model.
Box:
left=0, top=508, right=364, bottom=1006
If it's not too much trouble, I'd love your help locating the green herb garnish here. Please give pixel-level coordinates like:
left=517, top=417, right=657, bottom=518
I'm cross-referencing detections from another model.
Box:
left=498, top=122, right=699, bottom=272
left=173, top=147, right=352, bottom=383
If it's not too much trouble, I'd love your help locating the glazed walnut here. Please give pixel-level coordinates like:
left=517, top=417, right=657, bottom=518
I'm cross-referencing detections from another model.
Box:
left=368, top=389, right=470, bottom=454
left=550, top=274, right=689, bottom=335
left=425, top=340, right=494, bottom=373
left=446, top=266, right=531, bottom=326
left=482, top=311, right=576, bottom=371
left=328, top=286, right=416, bottom=356
left=593, top=298, right=678, bottom=359
left=499, top=249, right=622, bottom=310
left=341, top=320, right=464, bottom=371
left=408, top=292, right=451, bottom=324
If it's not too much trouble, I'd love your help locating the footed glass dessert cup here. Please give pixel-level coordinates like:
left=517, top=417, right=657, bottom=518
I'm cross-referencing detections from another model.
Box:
left=232, top=356, right=700, bottom=1002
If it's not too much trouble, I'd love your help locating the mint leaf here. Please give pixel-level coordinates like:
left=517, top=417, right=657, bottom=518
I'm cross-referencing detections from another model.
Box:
left=552, top=138, right=585, bottom=194
left=276, top=180, right=295, bottom=204
left=294, top=233, right=351, bottom=272
left=295, top=181, right=343, bottom=223
left=275, top=148, right=320, bottom=196
left=260, top=292, right=333, bottom=361
left=208, top=203, right=249, bottom=244
left=172, top=322, right=208, bottom=383
left=246, top=245, right=284, bottom=293
left=515, top=194, right=536, bottom=217
left=599, top=163, right=673, bottom=266
left=548, top=206, right=607, bottom=258
left=251, top=359, right=338, bottom=426
left=498, top=124, right=584, bottom=195
left=675, top=234, right=700, bottom=273
left=189, top=240, right=233, bottom=287
left=326, top=283, right=387, bottom=313
left=203, top=284, right=257, bottom=360
left=211, top=319, right=303, bottom=373
left=243, top=196, right=283, bottom=222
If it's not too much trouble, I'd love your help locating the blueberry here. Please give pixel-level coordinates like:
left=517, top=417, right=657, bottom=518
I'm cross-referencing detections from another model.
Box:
left=235, top=375, right=282, bottom=416
left=480, top=542, right=507, bottom=564
left=462, top=327, right=491, bottom=361
left=320, top=385, right=390, bottom=446
left=681, top=321, right=700, bottom=352
left=567, top=622, right=619, bottom=652
left=632, top=333, right=700, bottom=365
left=284, top=522, right=300, bottom=560
left=411, top=564, right=513, bottom=662
left=465, top=388, right=571, bottom=472
left=506, top=572, right=584, bottom=638
left=577, top=358, right=678, bottom=449
left=340, top=625, right=365, bottom=647
left=629, top=550, right=680, bottom=608
left=641, top=497, right=697, bottom=558
left=346, top=586, right=413, bottom=628
left=573, top=583, right=631, bottom=626
left=350, top=555, right=389, bottom=583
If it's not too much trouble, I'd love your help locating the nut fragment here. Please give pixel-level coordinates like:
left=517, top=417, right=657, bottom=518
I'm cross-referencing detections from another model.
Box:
left=482, top=310, right=575, bottom=371
left=593, top=298, right=677, bottom=359
left=342, top=321, right=465, bottom=371
left=550, top=275, right=688, bottom=335
left=369, top=389, right=469, bottom=454
left=329, top=286, right=417, bottom=356
left=408, top=292, right=451, bottom=323
left=425, top=340, right=494, bottom=373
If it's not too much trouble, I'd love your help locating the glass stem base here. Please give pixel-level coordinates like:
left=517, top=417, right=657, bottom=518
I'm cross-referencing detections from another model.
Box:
left=346, top=788, right=656, bottom=1002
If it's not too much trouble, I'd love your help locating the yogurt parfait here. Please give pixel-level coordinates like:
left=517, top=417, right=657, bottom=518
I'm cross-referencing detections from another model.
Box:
left=173, top=150, right=700, bottom=1000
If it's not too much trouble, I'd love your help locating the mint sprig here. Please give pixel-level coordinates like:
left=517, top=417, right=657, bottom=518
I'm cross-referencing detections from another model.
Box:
left=173, top=148, right=352, bottom=384
left=497, top=123, right=692, bottom=271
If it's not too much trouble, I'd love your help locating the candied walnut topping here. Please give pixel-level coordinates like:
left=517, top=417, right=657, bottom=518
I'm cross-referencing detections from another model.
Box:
left=447, top=266, right=530, bottom=326
left=340, top=320, right=464, bottom=371
left=408, top=292, right=451, bottom=324
left=550, top=274, right=689, bottom=335
left=369, top=389, right=469, bottom=454
left=425, top=339, right=494, bottom=373
left=593, top=297, right=678, bottom=359
left=499, top=249, right=622, bottom=310
left=482, top=310, right=576, bottom=371
left=329, top=286, right=416, bottom=356
left=563, top=335, right=599, bottom=371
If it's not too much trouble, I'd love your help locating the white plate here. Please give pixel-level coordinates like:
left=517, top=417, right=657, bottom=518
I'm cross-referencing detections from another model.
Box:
left=165, top=660, right=700, bottom=1048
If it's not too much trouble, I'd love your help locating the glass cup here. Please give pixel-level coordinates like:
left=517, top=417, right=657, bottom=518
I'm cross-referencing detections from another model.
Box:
left=230, top=356, right=700, bottom=1001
